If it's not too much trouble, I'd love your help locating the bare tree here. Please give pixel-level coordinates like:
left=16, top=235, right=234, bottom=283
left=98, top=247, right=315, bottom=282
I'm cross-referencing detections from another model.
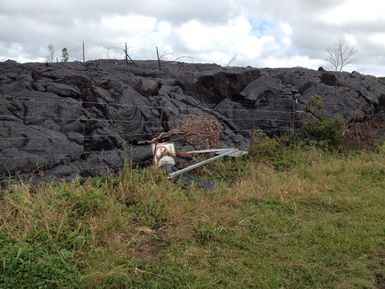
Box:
left=159, top=49, right=170, bottom=61
left=61, top=48, right=69, bottom=62
left=47, top=44, right=54, bottom=63
left=227, top=54, right=237, bottom=67
left=326, top=39, right=356, bottom=72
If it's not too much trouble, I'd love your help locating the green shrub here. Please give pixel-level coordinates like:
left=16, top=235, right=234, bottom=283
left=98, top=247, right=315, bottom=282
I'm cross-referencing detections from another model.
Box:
left=249, top=130, right=298, bottom=171
left=249, top=129, right=280, bottom=159
left=301, top=117, right=345, bottom=149
left=290, top=117, right=345, bottom=150
left=296, top=95, right=345, bottom=150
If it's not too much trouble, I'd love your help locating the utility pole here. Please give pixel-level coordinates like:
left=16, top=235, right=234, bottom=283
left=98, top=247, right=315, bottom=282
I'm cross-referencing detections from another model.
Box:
left=82, top=40, right=85, bottom=62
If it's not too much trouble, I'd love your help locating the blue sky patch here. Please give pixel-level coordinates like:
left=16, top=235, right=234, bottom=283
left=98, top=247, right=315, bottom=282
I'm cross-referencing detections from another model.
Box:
left=249, top=18, right=276, bottom=36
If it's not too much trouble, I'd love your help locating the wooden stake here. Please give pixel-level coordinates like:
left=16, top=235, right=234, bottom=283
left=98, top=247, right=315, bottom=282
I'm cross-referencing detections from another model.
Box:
left=123, top=43, right=137, bottom=66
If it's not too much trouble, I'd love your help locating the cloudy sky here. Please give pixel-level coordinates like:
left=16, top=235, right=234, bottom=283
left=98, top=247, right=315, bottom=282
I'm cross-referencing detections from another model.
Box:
left=1, top=0, right=384, bottom=75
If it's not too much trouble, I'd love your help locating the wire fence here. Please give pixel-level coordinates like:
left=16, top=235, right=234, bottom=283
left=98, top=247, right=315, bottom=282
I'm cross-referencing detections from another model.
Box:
left=2, top=96, right=385, bottom=183
left=2, top=97, right=380, bottom=179
left=46, top=41, right=195, bottom=65
left=4, top=95, right=303, bottom=114
left=0, top=96, right=304, bottom=161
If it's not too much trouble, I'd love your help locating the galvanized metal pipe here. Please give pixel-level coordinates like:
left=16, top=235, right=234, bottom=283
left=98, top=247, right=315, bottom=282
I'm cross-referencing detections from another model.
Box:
left=175, top=148, right=233, bottom=156
left=168, top=149, right=236, bottom=179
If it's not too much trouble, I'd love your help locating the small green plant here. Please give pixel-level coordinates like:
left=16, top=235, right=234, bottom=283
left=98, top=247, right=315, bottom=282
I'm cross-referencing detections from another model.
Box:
left=249, top=130, right=300, bottom=171
left=249, top=129, right=280, bottom=159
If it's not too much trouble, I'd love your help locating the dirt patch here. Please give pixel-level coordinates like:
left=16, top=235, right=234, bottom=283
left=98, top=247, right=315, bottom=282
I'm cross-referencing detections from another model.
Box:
left=132, top=226, right=168, bottom=260
left=133, top=238, right=166, bottom=260
left=374, top=251, right=385, bottom=289
left=375, top=273, right=385, bottom=289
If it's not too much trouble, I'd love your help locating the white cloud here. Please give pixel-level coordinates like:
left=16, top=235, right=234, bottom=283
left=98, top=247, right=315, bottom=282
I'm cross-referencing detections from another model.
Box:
left=260, top=55, right=325, bottom=69
left=370, top=33, right=385, bottom=47
left=101, top=15, right=157, bottom=33
left=157, top=21, right=172, bottom=36
left=0, top=0, right=384, bottom=75
left=174, top=17, right=280, bottom=65
left=322, top=0, right=385, bottom=25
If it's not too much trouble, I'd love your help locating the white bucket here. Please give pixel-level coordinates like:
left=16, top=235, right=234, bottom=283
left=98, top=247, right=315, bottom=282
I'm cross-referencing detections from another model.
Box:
left=152, top=143, right=176, bottom=165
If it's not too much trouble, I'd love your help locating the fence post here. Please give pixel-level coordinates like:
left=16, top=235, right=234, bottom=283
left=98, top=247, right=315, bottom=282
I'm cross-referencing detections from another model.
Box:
left=123, top=43, right=137, bottom=66
left=82, top=40, right=85, bottom=62
left=153, top=107, right=164, bottom=165
left=156, top=46, right=161, bottom=71
left=125, top=42, right=128, bottom=66
left=292, top=94, right=296, bottom=133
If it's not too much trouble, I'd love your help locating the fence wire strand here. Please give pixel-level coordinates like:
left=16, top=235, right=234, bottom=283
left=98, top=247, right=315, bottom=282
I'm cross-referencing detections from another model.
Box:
left=4, top=95, right=306, bottom=114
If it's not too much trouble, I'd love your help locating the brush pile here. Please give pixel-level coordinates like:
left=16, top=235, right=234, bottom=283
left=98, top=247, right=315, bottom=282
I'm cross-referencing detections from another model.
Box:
left=170, top=114, right=223, bottom=148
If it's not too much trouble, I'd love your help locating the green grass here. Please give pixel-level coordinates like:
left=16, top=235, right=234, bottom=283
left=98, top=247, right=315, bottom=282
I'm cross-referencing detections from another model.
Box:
left=1, top=148, right=385, bottom=288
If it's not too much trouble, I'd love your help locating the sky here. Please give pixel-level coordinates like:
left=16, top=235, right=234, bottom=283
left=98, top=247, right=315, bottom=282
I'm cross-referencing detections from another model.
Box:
left=0, top=0, right=385, bottom=76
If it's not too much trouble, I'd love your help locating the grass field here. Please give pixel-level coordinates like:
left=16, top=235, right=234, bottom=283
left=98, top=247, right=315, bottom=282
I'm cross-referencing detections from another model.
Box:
left=1, top=146, right=385, bottom=288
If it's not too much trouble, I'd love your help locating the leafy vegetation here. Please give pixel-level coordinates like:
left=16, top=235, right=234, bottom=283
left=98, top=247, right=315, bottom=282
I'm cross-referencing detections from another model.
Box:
left=293, top=117, right=345, bottom=150
left=1, top=131, right=385, bottom=288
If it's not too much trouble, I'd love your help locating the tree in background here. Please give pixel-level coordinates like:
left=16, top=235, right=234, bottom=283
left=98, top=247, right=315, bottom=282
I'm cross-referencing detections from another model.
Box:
left=326, top=39, right=355, bottom=72
left=47, top=44, right=54, bottom=63
left=61, top=48, right=69, bottom=62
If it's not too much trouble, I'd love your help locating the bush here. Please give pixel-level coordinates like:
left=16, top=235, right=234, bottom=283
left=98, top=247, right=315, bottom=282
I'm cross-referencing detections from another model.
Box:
left=287, top=95, right=345, bottom=150
left=248, top=130, right=298, bottom=171
left=290, top=117, right=345, bottom=150
left=249, top=130, right=280, bottom=159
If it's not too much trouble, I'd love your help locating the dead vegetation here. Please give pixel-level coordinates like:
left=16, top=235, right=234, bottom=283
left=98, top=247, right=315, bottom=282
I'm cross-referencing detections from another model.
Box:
left=141, top=114, right=224, bottom=148
left=341, top=115, right=385, bottom=151
left=170, top=114, right=223, bottom=147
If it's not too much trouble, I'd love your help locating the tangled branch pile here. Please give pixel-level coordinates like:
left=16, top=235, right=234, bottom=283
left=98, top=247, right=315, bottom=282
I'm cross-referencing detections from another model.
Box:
left=138, top=115, right=223, bottom=147
left=170, top=114, right=223, bottom=148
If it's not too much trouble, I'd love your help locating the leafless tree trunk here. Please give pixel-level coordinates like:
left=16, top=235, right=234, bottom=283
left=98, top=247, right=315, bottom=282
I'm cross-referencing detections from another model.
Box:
left=326, top=39, right=355, bottom=72
left=47, top=44, right=54, bottom=63
left=61, top=48, right=69, bottom=62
